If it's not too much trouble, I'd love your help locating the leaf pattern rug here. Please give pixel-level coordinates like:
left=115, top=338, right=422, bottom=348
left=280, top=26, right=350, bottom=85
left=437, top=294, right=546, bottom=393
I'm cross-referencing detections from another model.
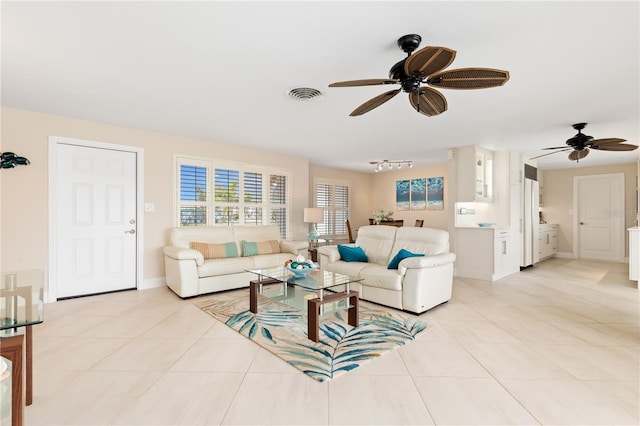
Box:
left=194, top=288, right=429, bottom=382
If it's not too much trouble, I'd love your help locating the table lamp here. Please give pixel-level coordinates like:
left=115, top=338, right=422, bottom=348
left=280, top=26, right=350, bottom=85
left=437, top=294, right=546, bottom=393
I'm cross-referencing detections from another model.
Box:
left=304, top=207, right=323, bottom=240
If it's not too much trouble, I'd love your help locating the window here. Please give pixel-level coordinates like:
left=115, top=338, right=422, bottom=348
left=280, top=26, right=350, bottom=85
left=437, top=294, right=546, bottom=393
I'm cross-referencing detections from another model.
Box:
left=176, top=156, right=291, bottom=238
left=314, top=178, right=350, bottom=240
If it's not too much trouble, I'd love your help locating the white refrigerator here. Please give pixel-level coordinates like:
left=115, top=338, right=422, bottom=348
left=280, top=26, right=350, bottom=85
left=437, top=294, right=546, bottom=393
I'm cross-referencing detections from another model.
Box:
left=521, top=177, right=540, bottom=268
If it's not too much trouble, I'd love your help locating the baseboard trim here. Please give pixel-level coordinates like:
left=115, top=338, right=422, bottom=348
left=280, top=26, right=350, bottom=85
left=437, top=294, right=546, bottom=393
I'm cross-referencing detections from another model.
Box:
left=554, top=252, right=574, bottom=259
left=141, top=277, right=166, bottom=290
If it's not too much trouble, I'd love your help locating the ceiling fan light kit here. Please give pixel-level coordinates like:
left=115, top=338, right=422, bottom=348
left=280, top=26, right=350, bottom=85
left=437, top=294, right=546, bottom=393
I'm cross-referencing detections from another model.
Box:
left=329, top=34, right=510, bottom=117
left=370, top=160, right=413, bottom=172
left=531, top=122, right=638, bottom=163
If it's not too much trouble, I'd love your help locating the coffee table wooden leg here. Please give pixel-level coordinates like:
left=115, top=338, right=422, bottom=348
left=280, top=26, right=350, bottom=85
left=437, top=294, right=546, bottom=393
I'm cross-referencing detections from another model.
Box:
left=249, top=280, right=259, bottom=313
left=348, top=293, right=359, bottom=327
left=307, top=299, right=320, bottom=342
left=26, top=325, right=32, bottom=406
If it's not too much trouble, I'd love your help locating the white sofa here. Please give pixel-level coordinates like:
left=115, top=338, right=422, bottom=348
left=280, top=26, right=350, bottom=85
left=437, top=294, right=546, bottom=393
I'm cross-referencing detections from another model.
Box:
left=163, top=225, right=308, bottom=298
left=317, top=225, right=456, bottom=314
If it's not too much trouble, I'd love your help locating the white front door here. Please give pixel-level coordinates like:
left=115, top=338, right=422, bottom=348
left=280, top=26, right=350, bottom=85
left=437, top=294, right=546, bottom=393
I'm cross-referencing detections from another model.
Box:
left=574, top=173, right=624, bottom=261
left=54, top=141, right=138, bottom=298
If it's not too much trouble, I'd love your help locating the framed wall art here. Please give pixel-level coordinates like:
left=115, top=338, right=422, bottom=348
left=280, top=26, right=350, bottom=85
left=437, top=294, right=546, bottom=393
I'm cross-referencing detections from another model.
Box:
left=395, top=179, right=410, bottom=211
left=427, top=176, right=444, bottom=210
left=410, top=178, right=426, bottom=210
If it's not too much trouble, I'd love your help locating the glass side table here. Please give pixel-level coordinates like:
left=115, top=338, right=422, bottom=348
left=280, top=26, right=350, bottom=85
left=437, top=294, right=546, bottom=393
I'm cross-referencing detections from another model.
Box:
left=1, top=269, right=44, bottom=426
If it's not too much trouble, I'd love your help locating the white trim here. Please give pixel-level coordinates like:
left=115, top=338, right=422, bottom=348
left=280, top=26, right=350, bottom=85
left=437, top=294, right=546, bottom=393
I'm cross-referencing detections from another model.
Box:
left=572, top=173, right=625, bottom=262
left=48, top=136, right=144, bottom=303
left=141, top=277, right=166, bottom=290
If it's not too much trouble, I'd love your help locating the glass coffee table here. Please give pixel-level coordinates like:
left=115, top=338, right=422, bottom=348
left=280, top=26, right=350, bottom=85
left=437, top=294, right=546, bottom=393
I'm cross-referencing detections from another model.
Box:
left=246, top=267, right=362, bottom=342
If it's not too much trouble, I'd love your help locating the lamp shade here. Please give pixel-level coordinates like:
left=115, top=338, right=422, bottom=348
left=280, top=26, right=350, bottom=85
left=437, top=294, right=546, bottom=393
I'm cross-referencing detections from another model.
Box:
left=303, top=207, right=324, bottom=223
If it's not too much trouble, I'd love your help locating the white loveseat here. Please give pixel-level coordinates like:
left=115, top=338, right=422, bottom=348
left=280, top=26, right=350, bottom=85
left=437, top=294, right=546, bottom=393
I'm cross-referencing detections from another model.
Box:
left=317, top=225, right=456, bottom=314
left=163, top=225, right=308, bottom=298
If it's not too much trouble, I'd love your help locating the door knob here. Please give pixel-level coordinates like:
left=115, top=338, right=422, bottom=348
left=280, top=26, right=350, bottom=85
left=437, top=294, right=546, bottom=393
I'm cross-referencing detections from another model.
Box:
left=124, top=229, right=136, bottom=234
left=579, top=222, right=585, bottom=225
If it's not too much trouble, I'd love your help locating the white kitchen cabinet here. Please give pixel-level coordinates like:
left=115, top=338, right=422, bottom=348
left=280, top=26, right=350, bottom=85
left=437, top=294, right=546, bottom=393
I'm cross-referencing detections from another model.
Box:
left=455, top=227, right=518, bottom=281
left=538, top=224, right=558, bottom=260
left=455, top=146, right=493, bottom=202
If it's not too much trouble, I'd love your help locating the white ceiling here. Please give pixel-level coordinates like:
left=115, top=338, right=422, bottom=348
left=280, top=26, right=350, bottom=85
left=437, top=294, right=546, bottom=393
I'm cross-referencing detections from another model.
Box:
left=2, top=1, right=639, bottom=172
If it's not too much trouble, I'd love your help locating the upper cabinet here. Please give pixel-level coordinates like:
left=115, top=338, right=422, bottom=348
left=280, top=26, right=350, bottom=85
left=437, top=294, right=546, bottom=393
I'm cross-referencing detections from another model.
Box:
left=455, top=145, right=493, bottom=202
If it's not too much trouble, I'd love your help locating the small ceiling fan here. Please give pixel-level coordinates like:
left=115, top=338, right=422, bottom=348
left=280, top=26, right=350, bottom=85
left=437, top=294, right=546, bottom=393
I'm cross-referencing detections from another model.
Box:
left=328, top=34, right=510, bottom=117
left=531, top=123, right=638, bottom=162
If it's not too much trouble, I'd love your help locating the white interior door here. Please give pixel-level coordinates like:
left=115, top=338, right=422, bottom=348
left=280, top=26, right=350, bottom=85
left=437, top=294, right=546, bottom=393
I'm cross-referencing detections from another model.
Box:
left=55, top=142, right=138, bottom=298
left=575, top=173, right=624, bottom=261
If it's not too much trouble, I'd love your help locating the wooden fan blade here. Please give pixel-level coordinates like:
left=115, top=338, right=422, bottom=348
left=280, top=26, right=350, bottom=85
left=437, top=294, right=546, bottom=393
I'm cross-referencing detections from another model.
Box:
left=428, top=68, right=510, bottom=89
left=408, top=87, right=447, bottom=117
left=569, top=149, right=589, bottom=161
left=588, top=137, right=627, bottom=146
left=329, top=79, right=398, bottom=87
left=530, top=148, right=571, bottom=160
left=543, top=146, right=571, bottom=150
left=591, top=143, right=638, bottom=151
left=404, top=46, right=456, bottom=78
left=349, top=89, right=401, bottom=116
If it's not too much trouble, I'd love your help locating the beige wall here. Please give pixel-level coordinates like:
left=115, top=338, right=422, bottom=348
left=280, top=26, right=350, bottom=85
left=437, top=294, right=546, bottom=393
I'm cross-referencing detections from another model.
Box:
left=370, top=163, right=449, bottom=231
left=541, top=162, right=638, bottom=256
left=1, top=107, right=315, bottom=291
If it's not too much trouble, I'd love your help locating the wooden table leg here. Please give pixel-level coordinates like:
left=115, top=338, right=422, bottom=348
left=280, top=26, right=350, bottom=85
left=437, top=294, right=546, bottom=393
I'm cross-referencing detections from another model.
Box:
left=307, top=291, right=359, bottom=343
left=1, top=334, right=24, bottom=426
left=249, top=278, right=282, bottom=314
left=26, top=325, right=32, bottom=406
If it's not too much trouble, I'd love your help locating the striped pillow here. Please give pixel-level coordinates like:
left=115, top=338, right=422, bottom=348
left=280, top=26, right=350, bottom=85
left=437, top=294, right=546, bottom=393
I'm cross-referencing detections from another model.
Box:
left=241, top=240, right=281, bottom=257
left=190, top=242, right=238, bottom=259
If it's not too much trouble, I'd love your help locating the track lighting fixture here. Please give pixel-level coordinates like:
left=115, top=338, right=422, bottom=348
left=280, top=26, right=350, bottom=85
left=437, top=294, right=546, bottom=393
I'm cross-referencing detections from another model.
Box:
left=370, top=160, right=413, bottom=172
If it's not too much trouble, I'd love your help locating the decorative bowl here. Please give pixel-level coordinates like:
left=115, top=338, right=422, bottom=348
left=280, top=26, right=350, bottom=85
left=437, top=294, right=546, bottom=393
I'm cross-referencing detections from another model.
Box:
left=286, top=263, right=319, bottom=277
left=477, top=223, right=496, bottom=227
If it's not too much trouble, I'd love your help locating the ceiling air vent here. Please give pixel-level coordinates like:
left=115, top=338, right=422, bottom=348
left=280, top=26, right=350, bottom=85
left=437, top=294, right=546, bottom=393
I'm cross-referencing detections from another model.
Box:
left=287, top=87, right=323, bottom=101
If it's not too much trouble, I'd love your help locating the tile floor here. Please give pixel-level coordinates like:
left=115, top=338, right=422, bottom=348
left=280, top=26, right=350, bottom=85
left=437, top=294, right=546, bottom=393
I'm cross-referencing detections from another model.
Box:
left=24, top=258, right=639, bottom=425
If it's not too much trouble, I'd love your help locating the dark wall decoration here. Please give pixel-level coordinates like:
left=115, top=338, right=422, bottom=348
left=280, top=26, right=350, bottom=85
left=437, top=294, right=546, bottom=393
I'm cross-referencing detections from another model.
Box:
left=1, top=152, right=30, bottom=169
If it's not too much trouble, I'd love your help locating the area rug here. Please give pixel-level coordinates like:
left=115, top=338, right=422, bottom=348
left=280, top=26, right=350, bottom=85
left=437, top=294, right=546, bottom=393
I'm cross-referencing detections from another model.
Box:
left=194, top=288, right=429, bottom=382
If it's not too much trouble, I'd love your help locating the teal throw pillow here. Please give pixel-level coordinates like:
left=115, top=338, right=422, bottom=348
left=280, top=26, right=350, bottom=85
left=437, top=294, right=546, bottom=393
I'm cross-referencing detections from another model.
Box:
left=387, top=248, right=425, bottom=269
left=241, top=240, right=259, bottom=257
left=337, top=245, right=368, bottom=262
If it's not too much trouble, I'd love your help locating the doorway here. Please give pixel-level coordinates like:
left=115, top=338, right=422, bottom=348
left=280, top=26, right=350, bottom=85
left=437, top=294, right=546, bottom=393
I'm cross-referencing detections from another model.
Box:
left=48, top=136, right=144, bottom=301
left=573, top=173, right=625, bottom=262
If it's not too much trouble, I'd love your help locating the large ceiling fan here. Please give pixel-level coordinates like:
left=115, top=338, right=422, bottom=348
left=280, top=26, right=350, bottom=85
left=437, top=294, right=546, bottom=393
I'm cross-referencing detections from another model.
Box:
left=531, top=123, right=638, bottom=162
left=328, top=34, right=510, bottom=117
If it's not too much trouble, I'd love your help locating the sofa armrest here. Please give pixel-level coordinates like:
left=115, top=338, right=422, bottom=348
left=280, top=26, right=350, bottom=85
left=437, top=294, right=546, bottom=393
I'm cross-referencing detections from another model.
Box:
left=280, top=240, right=308, bottom=255
left=317, top=245, right=345, bottom=264
left=163, top=246, right=204, bottom=266
left=398, top=252, right=456, bottom=275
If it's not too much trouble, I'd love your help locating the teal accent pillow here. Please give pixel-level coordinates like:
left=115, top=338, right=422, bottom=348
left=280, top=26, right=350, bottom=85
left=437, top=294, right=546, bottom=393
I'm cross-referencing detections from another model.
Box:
left=223, top=242, right=238, bottom=258
left=337, top=245, right=368, bottom=262
left=387, top=249, right=425, bottom=269
left=241, top=240, right=259, bottom=257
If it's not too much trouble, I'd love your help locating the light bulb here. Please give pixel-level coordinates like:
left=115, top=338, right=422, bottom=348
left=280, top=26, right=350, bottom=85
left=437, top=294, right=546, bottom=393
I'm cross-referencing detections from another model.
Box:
left=408, top=162, right=413, bottom=169
left=398, top=163, right=402, bottom=169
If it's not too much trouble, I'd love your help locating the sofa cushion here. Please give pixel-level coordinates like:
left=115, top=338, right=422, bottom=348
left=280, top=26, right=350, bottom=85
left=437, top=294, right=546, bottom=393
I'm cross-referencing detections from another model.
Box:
left=323, top=260, right=370, bottom=277
left=233, top=225, right=282, bottom=244
left=391, top=227, right=449, bottom=258
left=197, top=257, right=255, bottom=277
left=355, top=225, right=397, bottom=266
left=242, top=240, right=281, bottom=256
left=359, top=264, right=403, bottom=291
left=337, top=245, right=368, bottom=262
left=190, top=241, right=238, bottom=259
left=169, top=226, right=236, bottom=249
left=387, top=248, right=425, bottom=269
